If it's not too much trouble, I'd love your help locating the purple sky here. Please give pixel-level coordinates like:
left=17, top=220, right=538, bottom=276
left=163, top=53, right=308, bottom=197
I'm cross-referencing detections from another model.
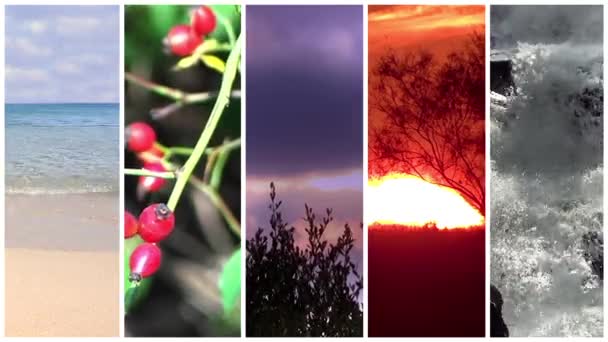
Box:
left=246, top=6, right=363, bottom=263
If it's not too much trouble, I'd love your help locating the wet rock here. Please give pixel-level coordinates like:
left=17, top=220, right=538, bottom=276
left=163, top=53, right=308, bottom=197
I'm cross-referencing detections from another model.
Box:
left=582, top=231, right=603, bottom=280
left=491, top=284, right=509, bottom=337
left=491, top=50, right=515, bottom=95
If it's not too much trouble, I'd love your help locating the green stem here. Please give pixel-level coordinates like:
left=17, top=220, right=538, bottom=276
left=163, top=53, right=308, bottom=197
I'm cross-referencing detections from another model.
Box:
left=159, top=139, right=240, bottom=161
left=125, top=73, right=183, bottom=100
left=210, top=146, right=231, bottom=190
left=126, top=72, right=240, bottom=104
left=124, top=169, right=175, bottom=178
left=153, top=142, right=169, bottom=153
left=164, top=147, right=195, bottom=160
left=166, top=34, right=242, bottom=211
left=125, top=281, right=140, bottom=313
left=209, top=138, right=241, bottom=189
left=205, top=43, right=232, bottom=53
left=189, top=178, right=240, bottom=236
left=218, top=13, right=236, bottom=47
left=215, top=137, right=241, bottom=154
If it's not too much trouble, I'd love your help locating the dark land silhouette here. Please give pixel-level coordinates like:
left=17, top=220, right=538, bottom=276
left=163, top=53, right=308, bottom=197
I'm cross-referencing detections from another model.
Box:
left=369, top=224, right=485, bottom=337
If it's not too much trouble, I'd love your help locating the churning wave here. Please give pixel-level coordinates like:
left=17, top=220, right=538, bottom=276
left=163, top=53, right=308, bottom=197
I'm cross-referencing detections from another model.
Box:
left=491, top=41, right=603, bottom=337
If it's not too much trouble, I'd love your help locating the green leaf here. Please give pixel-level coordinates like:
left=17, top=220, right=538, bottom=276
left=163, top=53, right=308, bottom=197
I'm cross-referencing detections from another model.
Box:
left=219, top=248, right=241, bottom=316
left=201, top=54, right=226, bottom=73
left=174, top=54, right=199, bottom=70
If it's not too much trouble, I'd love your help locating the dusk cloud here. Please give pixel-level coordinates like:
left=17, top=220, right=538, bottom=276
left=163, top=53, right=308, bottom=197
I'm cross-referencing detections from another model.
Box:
left=246, top=6, right=364, bottom=268
left=246, top=6, right=363, bottom=177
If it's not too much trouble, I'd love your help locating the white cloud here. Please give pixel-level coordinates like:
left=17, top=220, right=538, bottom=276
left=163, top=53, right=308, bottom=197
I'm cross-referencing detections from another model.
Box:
left=22, top=20, right=48, bottom=34
left=6, top=65, right=50, bottom=82
left=94, top=90, right=119, bottom=102
left=56, top=16, right=102, bottom=35
left=7, top=87, right=59, bottom=101
left=55, top=61, right=81, bottom=74
left=7, top=37, right=52, bottom=57
left=76, top=53, right=106, bottom=65
left=53, top=54, right=107, bottom=75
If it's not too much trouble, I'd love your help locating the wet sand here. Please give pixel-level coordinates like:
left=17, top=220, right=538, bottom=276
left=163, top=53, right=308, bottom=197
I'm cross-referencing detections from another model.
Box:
left=5, top=193, right=119, bottom=337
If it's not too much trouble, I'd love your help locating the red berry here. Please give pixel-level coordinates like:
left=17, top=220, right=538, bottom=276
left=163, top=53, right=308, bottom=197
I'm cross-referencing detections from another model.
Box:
left=125, top=211, right=139, bottom=238
left=191, top=6, right=217, bottom=36
left=138, top=203, right=175, bottom=243
left=138, top=162, right=166, bottom=193
left=126, top=122, right=156, bottom=152
left=129, top=243, right=162, bottom=280
left=165, top=24, right=202, bottom=56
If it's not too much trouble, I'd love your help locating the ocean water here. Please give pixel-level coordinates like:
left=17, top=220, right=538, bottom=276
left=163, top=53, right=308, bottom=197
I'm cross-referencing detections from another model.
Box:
left=6, top=103, right=119, bottom=194
left=491, top=42, right=603, bottom=336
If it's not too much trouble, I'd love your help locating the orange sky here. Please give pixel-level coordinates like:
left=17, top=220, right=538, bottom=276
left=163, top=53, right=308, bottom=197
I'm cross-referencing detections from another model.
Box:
left=369, top=5, right=485, bottom=131
left=369, top=5, right=485, bottom=60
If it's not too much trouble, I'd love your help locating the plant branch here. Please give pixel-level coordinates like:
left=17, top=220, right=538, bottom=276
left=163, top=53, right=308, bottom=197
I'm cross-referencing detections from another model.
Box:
left=166, top=34, right=242, bottom=211
left=124, top=169, right=176, bottom=179
left=126, top=72, right=240, bottom=104
left=209, top=138, right=240, bottom=190
left=189, top=177, right=240, bottom=236
left=217, top=12, right=236, bottom=47
left=210, top=144, right=231, bottom=190
left=125, top=281, right=140, bottom=313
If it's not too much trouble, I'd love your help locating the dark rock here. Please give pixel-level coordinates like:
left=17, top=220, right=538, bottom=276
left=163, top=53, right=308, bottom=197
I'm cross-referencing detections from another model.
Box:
left=491, top=51, right=515, bottom=95
left=491, top=285, right=509, bottom=337
left=582, top=231, right=603, bottom=280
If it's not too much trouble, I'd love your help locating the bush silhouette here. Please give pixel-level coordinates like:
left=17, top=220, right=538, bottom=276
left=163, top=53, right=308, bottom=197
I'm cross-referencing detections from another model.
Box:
left=246, top=182, right=363, bottom=337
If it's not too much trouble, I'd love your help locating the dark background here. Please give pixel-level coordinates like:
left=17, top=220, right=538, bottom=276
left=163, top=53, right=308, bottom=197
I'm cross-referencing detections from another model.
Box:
left=369, top=227, right=485, bottom=337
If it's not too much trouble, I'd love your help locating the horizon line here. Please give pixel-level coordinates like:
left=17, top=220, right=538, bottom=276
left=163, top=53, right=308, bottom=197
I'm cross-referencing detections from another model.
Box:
left=5, top=102, right=119, bottom=105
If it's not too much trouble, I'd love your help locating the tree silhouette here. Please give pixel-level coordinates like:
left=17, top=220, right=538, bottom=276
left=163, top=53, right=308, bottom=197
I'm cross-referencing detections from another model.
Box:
left=246, top=182, right=363, bottom=337
left=370, top=32, right=485, bottom=213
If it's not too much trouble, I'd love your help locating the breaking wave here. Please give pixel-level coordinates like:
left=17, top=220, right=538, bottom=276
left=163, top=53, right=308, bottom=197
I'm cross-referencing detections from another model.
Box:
left=491, top=41, right=603, bottom=337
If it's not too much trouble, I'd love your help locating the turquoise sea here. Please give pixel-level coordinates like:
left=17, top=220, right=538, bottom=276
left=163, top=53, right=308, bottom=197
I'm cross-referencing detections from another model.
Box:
left=6, top=103, right=119, bottom=194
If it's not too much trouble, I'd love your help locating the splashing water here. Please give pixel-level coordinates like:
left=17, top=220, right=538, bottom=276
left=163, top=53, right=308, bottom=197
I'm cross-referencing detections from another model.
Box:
left=491, top=42, right=603, bottom=337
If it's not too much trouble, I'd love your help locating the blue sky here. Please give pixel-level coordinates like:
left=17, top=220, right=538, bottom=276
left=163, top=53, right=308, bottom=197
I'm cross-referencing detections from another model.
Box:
left=5, top=6, right=119, bottom=103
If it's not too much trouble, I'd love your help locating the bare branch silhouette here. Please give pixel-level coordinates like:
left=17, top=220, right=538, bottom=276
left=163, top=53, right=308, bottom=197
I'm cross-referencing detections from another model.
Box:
left=370, top=32, right=485, bottom=213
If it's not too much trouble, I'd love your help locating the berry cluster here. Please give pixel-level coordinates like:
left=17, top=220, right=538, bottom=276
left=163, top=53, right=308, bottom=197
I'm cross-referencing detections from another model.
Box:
left=165, top=6, right=217, bottom=57
left=125, top=204, right=175, bottom=281
left=125, top=122, right=175, bottom=282
left=126, top=122, right=168, bottom=194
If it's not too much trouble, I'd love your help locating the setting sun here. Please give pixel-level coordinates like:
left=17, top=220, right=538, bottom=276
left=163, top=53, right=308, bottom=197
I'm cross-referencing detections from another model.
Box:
left=367, top=173, right=484, bottom=229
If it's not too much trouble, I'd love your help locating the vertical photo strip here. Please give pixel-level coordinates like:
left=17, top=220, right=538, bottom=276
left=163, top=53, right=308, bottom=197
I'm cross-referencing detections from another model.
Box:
left=490, top=5, right=603, bottom=337
left=367, top=5, right=486, bottom=337
left=123, top=4, right=241, bottom=337
left=5, top=5, right=120, bottom=337
left=245, top=5, right=364, bottom=337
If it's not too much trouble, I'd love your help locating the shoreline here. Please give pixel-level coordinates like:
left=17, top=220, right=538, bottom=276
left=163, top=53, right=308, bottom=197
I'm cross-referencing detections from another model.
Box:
left=6, top=192, right=119, bottom=251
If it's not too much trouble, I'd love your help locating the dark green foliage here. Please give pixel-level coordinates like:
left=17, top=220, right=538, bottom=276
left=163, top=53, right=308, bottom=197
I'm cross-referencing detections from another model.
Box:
left=246, top=183, right=363, bottom=337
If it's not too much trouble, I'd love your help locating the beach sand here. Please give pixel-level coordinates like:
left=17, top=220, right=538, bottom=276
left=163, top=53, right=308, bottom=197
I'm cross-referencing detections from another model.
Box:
left=5, top=193, right=119, bottom=337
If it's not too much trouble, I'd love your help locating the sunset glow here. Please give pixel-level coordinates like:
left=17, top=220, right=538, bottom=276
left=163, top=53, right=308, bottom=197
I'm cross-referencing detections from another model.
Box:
left=367, top=173, right=484, bottom=229
left=369, top=5, right=484, bottom=32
